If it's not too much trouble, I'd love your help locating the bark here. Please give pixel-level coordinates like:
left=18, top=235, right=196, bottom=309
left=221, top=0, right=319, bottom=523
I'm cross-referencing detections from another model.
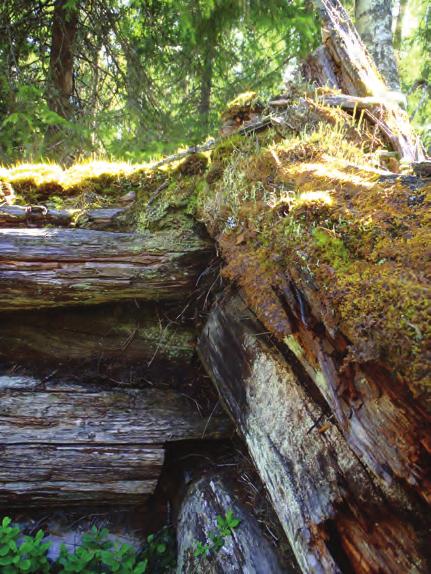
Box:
left=0, top=227, right=213, bottom=310
left=394, top=0, right=408, bottom=50
left=198, top=292, right=430, bottom=574
left=0, top=376, right=232, bottom=505
left=48, top=0, right=79, bottom=118
left=355, top=0, right=400, bottom=91
left=199, top=31, right=216, bottom=132
left=176, top=475, right=289, bottom=574
left=0, top=303, right=195, bottom=369
left=309, top=0, right=423, bottom=161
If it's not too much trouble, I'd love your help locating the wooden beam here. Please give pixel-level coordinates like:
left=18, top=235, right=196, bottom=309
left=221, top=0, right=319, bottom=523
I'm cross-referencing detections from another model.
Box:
left=0, top=227, right=213, bottom=310
left=0, top=376, right=232, bottom=505
left=0, top=303, right=195, bottom=369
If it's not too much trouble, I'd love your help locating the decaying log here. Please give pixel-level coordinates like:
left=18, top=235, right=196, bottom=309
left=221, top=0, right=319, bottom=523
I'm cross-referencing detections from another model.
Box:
left=0, top=227, right=213, bottom=310
left=0, top=303, right=195, bottom=369
left=308, top=0, right=424, bottom=161
left=0, top=446, right=162, bottom=505
left=0, top=375, right=232, bottom=505
left=198, top=293, right=429, bottom=574
left=0, top=205, right=73, bottom=227
left=79, top=207, right=128, bottom=230
left=176, top=475, right=288, bottom=574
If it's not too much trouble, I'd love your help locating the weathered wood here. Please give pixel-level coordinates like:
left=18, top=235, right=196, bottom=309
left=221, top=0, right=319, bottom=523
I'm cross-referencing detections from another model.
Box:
left=176, top=474, right=289, bottom=574
left=0, top=205, right=72, bottom=227
left=0, top=376, right=231, bottom=444
left=0, top=446, right=162, bottom=505
left=198, top=293, right=429, bottom=574
left=77, top=208, right=129, bottom=230
left=0, top=303, right=195, bottom=368
left=0, top=376, right=232, bottom=505
left=0, top=227, right=213, bottom=310
left=309, top=0, right=424, bottom=161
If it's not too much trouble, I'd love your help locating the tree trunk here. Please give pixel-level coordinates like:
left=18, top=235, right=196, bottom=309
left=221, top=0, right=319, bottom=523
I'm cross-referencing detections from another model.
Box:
left=0, top=376, right=232, bottom=506
left=199, top=33, right=215, bottom=133
left=0, top=227, right=213, bottom=310
left=394, top=0, right=408, bottom=50
left=48, top=0, right=79, bottom=118
left=355, top=0, right=400, bottom=91
left=198, top=292, right=430, bottom=574
left=176, top=474, right=290, bottom=573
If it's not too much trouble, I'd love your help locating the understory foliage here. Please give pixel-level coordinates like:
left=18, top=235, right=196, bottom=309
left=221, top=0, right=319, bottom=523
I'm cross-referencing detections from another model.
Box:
left=0, top=517, right=175, bottom=574
left=0, top=0, right=319, bottom=163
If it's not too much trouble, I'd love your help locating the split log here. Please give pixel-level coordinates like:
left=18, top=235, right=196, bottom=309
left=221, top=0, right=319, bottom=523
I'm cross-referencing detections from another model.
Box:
left=308, top=0, right=424, bottom=161
left=0, top=227, right=213, bottom=310
left=198, top=293, right=429, bottom=574
left=176, top=475, right=289, bottom=574
left=0, top=303, right=195, bottom=369
left=0, top=376, right=232, bottom=505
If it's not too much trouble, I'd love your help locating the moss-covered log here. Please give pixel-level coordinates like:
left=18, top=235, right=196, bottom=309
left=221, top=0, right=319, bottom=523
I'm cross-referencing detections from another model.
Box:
left=0, top=227, right=213, bottom=310
left=176, top=474, right=288, bottom=574
left=198, top=293, right=429, bottom=574
left=0, top=375, right=232, bottom=506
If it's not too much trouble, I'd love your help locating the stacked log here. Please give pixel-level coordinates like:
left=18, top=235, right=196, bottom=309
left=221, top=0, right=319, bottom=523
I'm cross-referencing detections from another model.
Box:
left=0, top=376, right=230, bottom=506
left=0, top=174, right=231, bottom=508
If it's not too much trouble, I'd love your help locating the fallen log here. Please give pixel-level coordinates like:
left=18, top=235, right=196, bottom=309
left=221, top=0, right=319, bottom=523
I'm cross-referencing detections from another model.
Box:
left=0, top=227, right=213, bottom=310
left=0, top=376, right=232, bottom=505
left=198, top=293, right=429, bottom=574
left=176, top=474, right=288, bottom=574
left=0, top=302, right=195, bottom=370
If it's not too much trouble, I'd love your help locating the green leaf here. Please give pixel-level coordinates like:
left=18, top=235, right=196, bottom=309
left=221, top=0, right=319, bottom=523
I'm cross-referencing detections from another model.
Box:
left=2, top=517, right=11, bottom=529
left=19, top=558, right=32, bottom=571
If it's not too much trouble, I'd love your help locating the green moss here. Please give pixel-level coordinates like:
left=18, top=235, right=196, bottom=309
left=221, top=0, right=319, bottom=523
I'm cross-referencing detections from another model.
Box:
left=222, top=91, right=263, bottom=119
left=211, top=134, right=246, bottom=163
left=311, top=227, right=351, bottom=271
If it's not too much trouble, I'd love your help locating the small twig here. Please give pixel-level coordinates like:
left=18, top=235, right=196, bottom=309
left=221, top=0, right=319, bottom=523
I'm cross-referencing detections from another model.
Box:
left=201, top=400, right=220, bottom=439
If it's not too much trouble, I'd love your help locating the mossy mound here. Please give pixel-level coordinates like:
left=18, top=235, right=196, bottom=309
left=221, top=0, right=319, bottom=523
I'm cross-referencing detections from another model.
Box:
left=190, top=115, right=430, bottom=402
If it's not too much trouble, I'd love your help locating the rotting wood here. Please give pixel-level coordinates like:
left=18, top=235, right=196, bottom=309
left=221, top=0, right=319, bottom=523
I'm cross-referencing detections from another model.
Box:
left=176, top=474, right=289, bottom=574
left=0, top=227, right=213, bottom=310
left=308, top=0, right=424, bottom=161
left=198, top=292, right=429, bottom=574
left=0, top=375, right=232, bottom=505
left=0, top=302, right=195, bottom=369
left=0, top=204, right=72, bottom=227
left=0, top=445, right=163, bottom=506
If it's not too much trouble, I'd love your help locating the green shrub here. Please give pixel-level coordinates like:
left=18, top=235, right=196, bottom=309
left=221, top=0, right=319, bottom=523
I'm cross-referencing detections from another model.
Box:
left=0, top=516, right=51, bottom=573
left=193, top=510, right=241, bottom=558
left=0, top=517, right=175, bottom=574
left=57, top=526, right=148, bottom=574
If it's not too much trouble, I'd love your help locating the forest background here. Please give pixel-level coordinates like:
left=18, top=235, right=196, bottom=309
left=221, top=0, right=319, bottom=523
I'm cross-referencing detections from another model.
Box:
left=0, top=0, right=429, bottom=165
